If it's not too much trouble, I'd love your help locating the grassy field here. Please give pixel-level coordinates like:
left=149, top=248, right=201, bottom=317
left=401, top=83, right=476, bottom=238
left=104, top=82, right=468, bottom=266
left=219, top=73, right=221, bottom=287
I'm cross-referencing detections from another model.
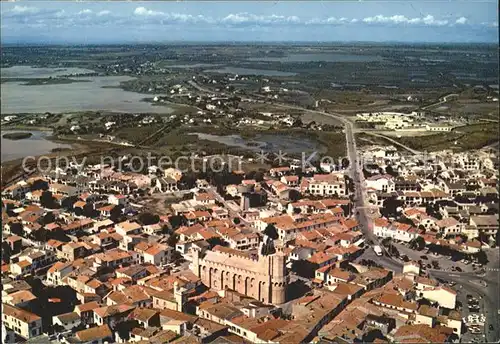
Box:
left=395, top=122, right=499, bottom=151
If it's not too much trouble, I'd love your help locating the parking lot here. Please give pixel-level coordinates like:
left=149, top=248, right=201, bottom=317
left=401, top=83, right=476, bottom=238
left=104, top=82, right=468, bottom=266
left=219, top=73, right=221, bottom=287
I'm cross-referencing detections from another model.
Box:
left=388, top=241, right=486, bottom=275
left=459, top=292, right=493, bottom=342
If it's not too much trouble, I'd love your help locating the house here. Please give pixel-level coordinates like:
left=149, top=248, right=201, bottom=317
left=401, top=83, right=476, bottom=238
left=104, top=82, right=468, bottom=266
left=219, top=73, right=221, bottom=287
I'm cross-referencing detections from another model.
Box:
left=393, top=324, right=452, bottom=343
left=128, top=307, right=160, bottom=328
left=93, top=304, right=135, bottom=328
left=469, top=215, right=498, bottom=237
left=373, top=218, right=419, bottom=242
left=327, top=268, right=355, bottom=285
left=435, top=217, right=462, bottom=236
left=2, top=181, right=30, bottom=199
left=156, top=177, right=179, bottom=193
left=194, top=193, right=216, bottom=204
left=365, top=314, right=396, bottom=335
left=426, top=124, right=453, bottom=132
left=419, top=286, right=457, bottom=309
left=108, top=194, right=129, bottom=207
left=59, top=242, right=87, bottom=261
left=302, top=174, right=346, bottom=197
left=52, top=312, right=81, bottom=331
left=74, top=324, right=113, bottom=344
left=94, top=249, right=134, bottom=268
left=366, top=175, right=395, bottom=193
left=3, top=290, right=37, bottom=308
left=75, top=301, right=100, bottom=325
left=164, top=168, right=183, bottom=182
left=2, top=304, right=43, bottom=339
left=10, top=260, right=33, bottom=277
left=4, top=235, right=23, bottom=254
left=269, top=166, right=291, bottom=177
left=415, top=305, right=438, bottom=327
left=47, top=261, right=74, bottom=286
left=115, top=221, right=142, bottom=237
left=281, top=175, right=299, bottom=187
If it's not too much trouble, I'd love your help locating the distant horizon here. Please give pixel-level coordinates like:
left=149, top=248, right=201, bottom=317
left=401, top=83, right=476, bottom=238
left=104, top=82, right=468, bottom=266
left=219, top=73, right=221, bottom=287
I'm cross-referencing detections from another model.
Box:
left=2, top=40, right=499, bottom=46
left=1, top=1, right=497, bottom=44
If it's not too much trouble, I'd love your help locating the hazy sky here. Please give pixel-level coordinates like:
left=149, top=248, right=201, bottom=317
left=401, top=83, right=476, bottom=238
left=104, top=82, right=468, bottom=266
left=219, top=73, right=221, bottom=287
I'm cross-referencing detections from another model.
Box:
left=1, top=1, right=498, bottom=43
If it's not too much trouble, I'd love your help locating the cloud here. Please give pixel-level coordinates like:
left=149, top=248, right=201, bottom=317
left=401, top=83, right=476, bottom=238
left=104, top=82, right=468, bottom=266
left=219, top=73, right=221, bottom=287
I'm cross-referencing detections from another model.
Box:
left=482, top=21, right=498, bottom=27
left=97, top=10, right=111, bottom=17
left=2, top=4, right=493, bottom=33
left=78, top=9, right=92, bottom=15
left=8, top=5, right=39, bottom=14
left=222, top=13, right=301, bottom=26
left=363, top=14, right=448, bottom=26
left=134, top=7, right=164, bottom=17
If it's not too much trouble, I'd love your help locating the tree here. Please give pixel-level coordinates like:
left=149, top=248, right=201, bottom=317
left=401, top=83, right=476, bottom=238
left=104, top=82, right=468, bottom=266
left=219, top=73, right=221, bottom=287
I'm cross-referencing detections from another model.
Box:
left=61, top=196, right=77, bottom=210
left=409, top=236, right=426, bottom=251
left=9, top=222, right=24, bottom=236
left=260, top=237, right=276, bottom=256
left=41, top=212, right=56, bottom=225
left=473, top=250, right=489, bottom=265
left=167, top=233, right=179, bottom=247
left=362, top=329, right=385, bottom=343
left=32, top=227, right=48, bottom=242
left=110, top=205, right=124, bottom=222
left=82, top=203, right=97, bottom=218
left=292, top=118, right=303, bottom=127
left=30, top=179, right=48, bottom=191
left=169, top=215, right=187, bottom=230
left=381, top=237, right=392, bottom=247
left=291, top=260, right=317, bottom=279
left=263, top=224, right=279, bottom=240
left=207, top=237, right=228, bottom=249
left=1, top=242, right=12, bottom=263
left=138, top=212, right=160, bottom=226
left=385, top=165, right=399, bottom=177
left=233, top=217, right=241, bottom=225
left=387, top=245, right=400, bottom=257
left=40, top=191, right=56, bottom=209
left=380, top=197, right=404, bottom=218
left=171, top=250, right=182, bottom=263
left=161, top=224, right=173, bottom=235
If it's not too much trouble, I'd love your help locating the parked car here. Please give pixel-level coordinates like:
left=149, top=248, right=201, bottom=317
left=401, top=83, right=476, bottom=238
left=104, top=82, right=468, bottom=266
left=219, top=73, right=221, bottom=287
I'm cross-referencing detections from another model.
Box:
left=420, top=255, right=428, bottom=260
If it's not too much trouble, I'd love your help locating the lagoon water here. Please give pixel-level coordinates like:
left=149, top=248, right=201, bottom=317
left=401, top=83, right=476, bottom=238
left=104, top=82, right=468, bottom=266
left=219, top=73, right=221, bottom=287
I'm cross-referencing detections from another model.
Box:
left=1, top=66, right=95, bottom=78
left=203, top=67, right=296, bottom=77
left=1, top=130, right=72, bottom=162
left=248, top=53, right=384, bottom=63
left=1, top=66, right=175, bottom=114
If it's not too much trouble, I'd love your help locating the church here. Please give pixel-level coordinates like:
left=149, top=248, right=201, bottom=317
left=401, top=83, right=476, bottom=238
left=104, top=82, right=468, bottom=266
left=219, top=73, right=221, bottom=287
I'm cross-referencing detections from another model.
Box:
left=191, top=241, right=287, bottom=305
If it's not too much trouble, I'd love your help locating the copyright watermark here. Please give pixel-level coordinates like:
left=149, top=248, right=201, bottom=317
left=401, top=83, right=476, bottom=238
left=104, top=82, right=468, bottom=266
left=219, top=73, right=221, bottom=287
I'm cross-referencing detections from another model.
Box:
left=19, top=150, right=356, bottom=175
left=19, top=147, right=428, bottom=176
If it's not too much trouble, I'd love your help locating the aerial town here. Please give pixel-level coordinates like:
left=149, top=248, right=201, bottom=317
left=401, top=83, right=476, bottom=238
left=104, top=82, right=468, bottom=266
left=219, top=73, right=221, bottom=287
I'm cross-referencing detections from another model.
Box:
left=2, top=129, right=498, bottom=343
left=1, top=1, right=499, bottom=344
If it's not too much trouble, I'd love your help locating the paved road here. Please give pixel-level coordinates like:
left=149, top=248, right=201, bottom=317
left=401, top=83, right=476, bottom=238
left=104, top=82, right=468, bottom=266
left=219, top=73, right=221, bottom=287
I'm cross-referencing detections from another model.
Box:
left=206, top=186, right=250, bottom=226
left=364, top=132, right=421, bottom=155
left=421, top=93, right=459, bottom=110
